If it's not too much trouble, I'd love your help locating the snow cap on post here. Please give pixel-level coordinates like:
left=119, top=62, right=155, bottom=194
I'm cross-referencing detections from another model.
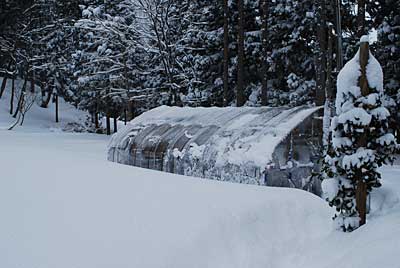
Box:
left=360, top=35, right=370, bottom=43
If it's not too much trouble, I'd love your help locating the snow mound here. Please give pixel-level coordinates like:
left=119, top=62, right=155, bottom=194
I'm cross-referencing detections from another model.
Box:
left=1, top=128, right=399, bottom=268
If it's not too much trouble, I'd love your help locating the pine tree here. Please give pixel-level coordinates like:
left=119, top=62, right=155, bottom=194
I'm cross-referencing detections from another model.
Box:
left=375, top=0, right=400, bottom=142
left=267, top=0, right=317, bottom=106
left=177, top=0, right=224, bottom=106
left=73, top=0, right=144, bottom=125
left=322, top=38, right=397, bottom=231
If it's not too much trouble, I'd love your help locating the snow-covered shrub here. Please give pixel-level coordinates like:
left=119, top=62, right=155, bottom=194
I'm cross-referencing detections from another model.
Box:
left=322, top=39, right=398, bottom=232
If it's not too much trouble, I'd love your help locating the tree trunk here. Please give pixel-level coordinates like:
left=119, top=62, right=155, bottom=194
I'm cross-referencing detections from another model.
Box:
left=357, top=0, right=366, bottom=38
left=0, top=76, right=8, bottom=99
left=124, top=109, right=127, bottom=125
left=10, top=77, right=15, bottom=115
left=41, top=85, right=45, bottom=97
left=113, top=117, right=117, bottom=133
left=55, top=94, right=59, bottom=123
left=315, top=0, right=327, bottom=107
left=356, top=179, right=367, bottom=226
left=30, top=71, right=35, bottom=93
left=95, top=99, right=100, bottom=128
left=129, top=100, right=135, bottom=121
left=260, top=0, right=269, bottom=106
left=106, top=113, right=111, bottom=135
left=20, top=111, right=27, bottom=126
left=13, top=79, right=27, bottom=118
left=0, top=61, right=12, bottom=98
left=41, top=90, right=52, bottom=108
left=335, top=0, right=343, bottom=71
left=322, top=25, right=334, bottom=149
left=355, top=39, right=370, bottom=228
left=359, top=42, right=370, bottom=96
left=223, top=0, right=230, bottom=106
left=326, top=25, right=333, bottom=101
left=8, top=113, right=21, bottom=130
left=95, top=112, right=99, bottom=129
left=236, top=0, right=245, bottom=107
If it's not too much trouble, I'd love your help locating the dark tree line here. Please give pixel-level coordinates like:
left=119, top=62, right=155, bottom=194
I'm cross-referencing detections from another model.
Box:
left=0, top=0, right=399, bottom=135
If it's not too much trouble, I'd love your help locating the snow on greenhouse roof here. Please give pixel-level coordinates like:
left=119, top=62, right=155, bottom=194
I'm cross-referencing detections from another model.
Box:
left=109, top=105, right=322, bottom=167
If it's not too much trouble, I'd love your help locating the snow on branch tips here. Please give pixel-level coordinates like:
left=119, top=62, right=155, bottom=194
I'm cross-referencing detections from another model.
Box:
left=322, top=35, right=398, bottom=232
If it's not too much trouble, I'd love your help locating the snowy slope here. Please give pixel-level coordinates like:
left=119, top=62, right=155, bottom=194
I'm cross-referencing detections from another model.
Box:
left=0, top=77, right=88, bottom=131
left=1, top=126, right=399, bottom=267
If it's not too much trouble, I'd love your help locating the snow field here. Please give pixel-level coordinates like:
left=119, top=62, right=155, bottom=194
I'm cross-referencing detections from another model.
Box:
left=0, top=129, right=399, bottom=268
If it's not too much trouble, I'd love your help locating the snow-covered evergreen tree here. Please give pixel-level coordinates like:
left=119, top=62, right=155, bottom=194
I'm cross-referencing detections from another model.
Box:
left=267, top=0, right=317, bottom=106
left=73, top=0, right=144, bottom=119
left=322, top=37, right=397, bottom=231
left=375, top=1, right=400, bottom=141
left=178, top=0, right=224, bottom=106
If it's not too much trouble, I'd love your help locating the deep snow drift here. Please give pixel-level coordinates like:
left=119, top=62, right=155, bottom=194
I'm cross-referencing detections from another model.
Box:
left=0, top=128, right=399, bottom=267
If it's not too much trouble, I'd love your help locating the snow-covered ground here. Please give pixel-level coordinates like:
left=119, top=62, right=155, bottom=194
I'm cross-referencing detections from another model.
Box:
left=0, top=77, right=88, bottom=132
left=0, top=80, right=399, bottom=267
left=1, top=129, right=399, bottom=268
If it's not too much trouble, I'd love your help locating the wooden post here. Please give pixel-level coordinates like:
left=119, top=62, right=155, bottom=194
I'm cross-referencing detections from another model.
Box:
left=124, top=109, right=127, bottom=125
left=356, top=38, right=369, bottom=227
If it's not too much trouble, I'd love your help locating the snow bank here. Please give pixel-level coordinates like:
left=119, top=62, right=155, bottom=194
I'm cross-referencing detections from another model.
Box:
left=1, top=128, right=399, bottom=268
left=0, top=130, right=331, bottom=268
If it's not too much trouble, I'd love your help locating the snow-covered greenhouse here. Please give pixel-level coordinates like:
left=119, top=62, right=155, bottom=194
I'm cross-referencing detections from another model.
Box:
left=108, top=105, right=323, bottom=194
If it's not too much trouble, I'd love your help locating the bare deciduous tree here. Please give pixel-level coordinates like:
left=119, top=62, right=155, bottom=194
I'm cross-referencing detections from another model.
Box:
left=8, top=86, right=38, bottom=130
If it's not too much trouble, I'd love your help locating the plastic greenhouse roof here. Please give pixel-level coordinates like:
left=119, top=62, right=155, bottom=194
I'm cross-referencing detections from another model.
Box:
left=108, top=105, right=322, bottom=167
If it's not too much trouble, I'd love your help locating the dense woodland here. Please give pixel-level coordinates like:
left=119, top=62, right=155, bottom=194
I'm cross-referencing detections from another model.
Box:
left=0, top=0, right=399, bottom=134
